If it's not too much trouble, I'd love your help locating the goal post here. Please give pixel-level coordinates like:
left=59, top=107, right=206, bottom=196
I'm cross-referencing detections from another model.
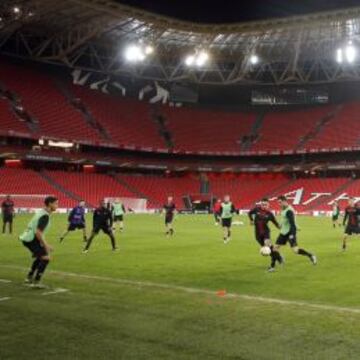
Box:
left=104, top=197, right=148, bottom=213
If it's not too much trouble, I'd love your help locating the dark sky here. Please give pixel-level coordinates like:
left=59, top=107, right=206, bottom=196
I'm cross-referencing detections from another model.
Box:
left=117, top=0, right=360, bottom=23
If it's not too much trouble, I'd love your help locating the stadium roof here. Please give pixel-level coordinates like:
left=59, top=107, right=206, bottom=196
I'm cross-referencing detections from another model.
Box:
left=2, top=0, right=360, bottom=85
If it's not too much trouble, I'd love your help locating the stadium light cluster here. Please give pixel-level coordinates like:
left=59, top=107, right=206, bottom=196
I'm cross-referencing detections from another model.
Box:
left=124, top=43, right=154, bottom=63
left=336, top=41, right=357, bottom=64
left=185, top=51, right=209, bottom=67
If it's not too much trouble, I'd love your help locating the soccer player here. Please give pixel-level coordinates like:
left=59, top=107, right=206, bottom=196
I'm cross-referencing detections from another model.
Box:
left=2, top=195, right=14, bottom=234
left=19, top=196, right=58, bottom=288
left=331, top=201, right=341, bottom=228
left=342, top=198, right=359, bottom=251
left=112, top=198, right=126, bottom=233
left=163, top=196, right=176, bottom=236
left=220, top=195, right=236, bottom=244
left=59, top=200, right=87, bottom=243
left=213, top=199, right=222, bottom=226
left=248, top=198, right=284, bottom=271
left=273, top=195, right=317, bottom=266
left=83, top=200, right=117, bottom=253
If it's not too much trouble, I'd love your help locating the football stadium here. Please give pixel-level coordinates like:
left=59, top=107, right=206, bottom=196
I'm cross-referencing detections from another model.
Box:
left=2, top=0, right=360, bottom=359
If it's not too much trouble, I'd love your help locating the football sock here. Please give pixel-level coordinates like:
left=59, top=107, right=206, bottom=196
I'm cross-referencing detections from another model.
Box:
left=28, top=258, right=40, bottom=278
left=298, top=248, right=312, bottom=258
left=84, top=235, right=94, bottom=250
left=110, top=234, right=116, bottom=250
left=270, top=247, right=282, bottom=263
left=35, top=259, right=49, bottom=281
left=270, top=253, right=276, bottom=268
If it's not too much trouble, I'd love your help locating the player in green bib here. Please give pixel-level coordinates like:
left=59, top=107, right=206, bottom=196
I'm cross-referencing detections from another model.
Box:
left=19, top=196, right=58, bottom=287
left=331, top=201, right=341, bottom=228
left=272, top=195, right=316, bottom=270
left=112, top=199, right=126, bottom=233
left=220, top=195, right=237, bottom=243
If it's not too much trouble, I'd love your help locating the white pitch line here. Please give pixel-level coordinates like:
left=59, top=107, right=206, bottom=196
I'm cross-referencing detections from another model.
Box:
left=40, top=269, right=360, bottom=315
left=42, top=288, right=69, bottom=296
left=0, top=279, right=12, bottom=283
left=2, top=264, right=360, bottom=315
left=0, top=297, right=11, bottom=302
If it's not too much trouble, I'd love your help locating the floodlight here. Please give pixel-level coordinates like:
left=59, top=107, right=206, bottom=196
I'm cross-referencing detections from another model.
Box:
left=336, top=48, right=343, bottom=63
left=250, top=54, right=259, bottom=65
left=345, top=45, right=356, bottom=63
left=144, top=45, right=154, bottom=55
left=185, top=55, right=195, bottom=66
left=196, top=51, right=209, bottom=67
left=124, top=45, right=144, bottom=62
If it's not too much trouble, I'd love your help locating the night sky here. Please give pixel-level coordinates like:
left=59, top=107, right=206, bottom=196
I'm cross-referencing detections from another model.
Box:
left=117, top=0, right=360, bottom=23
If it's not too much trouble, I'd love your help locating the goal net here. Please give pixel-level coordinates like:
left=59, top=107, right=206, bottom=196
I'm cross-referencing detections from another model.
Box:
left=0, top=194, right=51, bottom=211
left=104, top=197, right=147, bottom=213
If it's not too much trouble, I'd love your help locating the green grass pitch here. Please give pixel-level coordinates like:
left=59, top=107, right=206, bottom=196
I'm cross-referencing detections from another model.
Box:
left=1, top=213, right=360, bottom=359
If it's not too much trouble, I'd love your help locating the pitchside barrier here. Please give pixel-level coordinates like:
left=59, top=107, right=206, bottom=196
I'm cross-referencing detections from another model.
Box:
left=0, top=195, right=342, bottom=217
left=0, top=195, right=148, bottom=214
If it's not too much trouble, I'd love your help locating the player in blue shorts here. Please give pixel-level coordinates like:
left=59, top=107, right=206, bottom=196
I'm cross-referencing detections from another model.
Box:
left=59, top=200, right=87, bottom=243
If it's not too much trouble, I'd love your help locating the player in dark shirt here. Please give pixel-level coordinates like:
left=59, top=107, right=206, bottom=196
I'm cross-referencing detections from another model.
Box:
left=2, top=195, right=15, bottom=234
left=342, top=198, right=360, bottom=251
left=163, top=196, right=176, bottom=236
left=83, top=200, right=117, bottom=253
left=59, top=200, right=87, bottom=243
left=248, top=198, right=283, bottom=270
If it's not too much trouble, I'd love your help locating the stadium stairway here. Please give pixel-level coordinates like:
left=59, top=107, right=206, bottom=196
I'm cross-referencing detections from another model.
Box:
left=295, top=105, right=342, bottom=151
left=0, top=82, right=38, bottom=133
left=53, top=78, right=112, bottom=142
left=38, top=170, right=83, bottom=204
left=243, top=112, right=265, bottom=151
left=150, top=105, right=174, bottom=150
left=110, top=173, right=160, bottom=207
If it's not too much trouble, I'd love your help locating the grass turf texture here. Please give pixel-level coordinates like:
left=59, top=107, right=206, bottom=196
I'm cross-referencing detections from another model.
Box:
left=1, top=213, right=360, bottom=359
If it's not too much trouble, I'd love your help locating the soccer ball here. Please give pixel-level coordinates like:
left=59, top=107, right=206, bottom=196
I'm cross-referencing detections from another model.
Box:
left=260, top=246, right=271, bottom=256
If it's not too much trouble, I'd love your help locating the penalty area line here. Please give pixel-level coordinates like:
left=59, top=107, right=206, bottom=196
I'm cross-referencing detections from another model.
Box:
left=0, top=279, right=12, bottom=283
left=2, top=264, right=360, bottom=315
left=42, top=288, right=69, bottom=296
left=0, top=297, right=11, bottom=302
left=34, top=269, right=360, bottom=315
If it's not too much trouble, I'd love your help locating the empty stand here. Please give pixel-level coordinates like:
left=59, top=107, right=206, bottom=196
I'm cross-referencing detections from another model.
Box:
left=44, top=170, right=137, bottom=207
left=208, top=174, right=291, bottom=209
left=0, top=97, right=29, bottom=134
left=119, top=174, right=199, bottom=208
left=71, top=85, right=165, bottom=149
left=306, top=102, right=360, bottom=149
left=0, top=62, right=101, bottom=143
left=162, top=106, right=255, bottom=153
left=0, top=167, right=75, bottom=208
left=268, top=177, right=350, bottom=212
left=251, top=107, right=331, bottom=152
